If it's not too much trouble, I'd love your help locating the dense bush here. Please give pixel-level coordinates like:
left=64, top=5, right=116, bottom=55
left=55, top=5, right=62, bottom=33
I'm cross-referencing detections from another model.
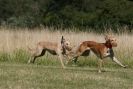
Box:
left=0, top=0, right=133, bottom=31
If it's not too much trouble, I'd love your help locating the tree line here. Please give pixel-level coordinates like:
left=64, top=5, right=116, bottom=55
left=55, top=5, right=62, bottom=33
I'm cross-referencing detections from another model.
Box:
left=0, top=0, right=133, bottom=31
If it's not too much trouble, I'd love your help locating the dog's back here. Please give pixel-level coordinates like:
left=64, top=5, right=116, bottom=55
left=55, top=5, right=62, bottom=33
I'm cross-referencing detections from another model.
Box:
left=77, top=41, right=108, bottom=58
left=37, top=41, right=58, bottom=50
left=78, top=41, right=105, bottom=50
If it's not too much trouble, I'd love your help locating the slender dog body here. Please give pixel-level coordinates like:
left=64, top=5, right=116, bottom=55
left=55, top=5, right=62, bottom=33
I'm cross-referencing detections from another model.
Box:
left=72, top=35, right=126, bottom=73
left=28, top=36, right=72, bottom=68
left=76, top=41, right=111, bottom=58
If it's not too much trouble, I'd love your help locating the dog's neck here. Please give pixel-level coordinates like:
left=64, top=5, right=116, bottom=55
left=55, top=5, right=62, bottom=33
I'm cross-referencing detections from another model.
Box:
left=105, top=41, right=112, bottom=48
left=61, top=45, right=72, bottom=55
left=61, top=44, right=66, bottom=55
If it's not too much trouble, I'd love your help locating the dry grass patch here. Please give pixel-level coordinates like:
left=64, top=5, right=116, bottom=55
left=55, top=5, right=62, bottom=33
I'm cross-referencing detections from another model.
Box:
left=0, top=27, right=133, bottom=67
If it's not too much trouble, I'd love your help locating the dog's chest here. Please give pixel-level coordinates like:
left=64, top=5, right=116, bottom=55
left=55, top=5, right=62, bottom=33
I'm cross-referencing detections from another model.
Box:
left=103, top=48, right=110, bottom=56
left=106, top=48, right=110, bottom=53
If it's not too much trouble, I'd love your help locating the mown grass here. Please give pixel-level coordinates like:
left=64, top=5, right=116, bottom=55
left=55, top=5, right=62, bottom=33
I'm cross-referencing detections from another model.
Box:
left=0, top=63, right=133, bottom=89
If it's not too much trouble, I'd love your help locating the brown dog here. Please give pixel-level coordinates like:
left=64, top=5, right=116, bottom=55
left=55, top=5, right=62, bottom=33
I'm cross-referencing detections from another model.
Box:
left=71, top=35, right=126, bottom=73
left=28, top=36, right=72, bottom=68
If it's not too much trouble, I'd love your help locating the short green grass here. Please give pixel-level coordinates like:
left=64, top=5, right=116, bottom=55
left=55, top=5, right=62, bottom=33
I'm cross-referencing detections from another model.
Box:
left=0, top=62, right=133, bottom=89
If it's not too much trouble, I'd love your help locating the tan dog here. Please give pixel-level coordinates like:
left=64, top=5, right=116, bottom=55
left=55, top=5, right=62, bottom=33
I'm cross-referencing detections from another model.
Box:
left=28, top=36, right=72, bottom=68
left=71, top=35, right=126, bottom=73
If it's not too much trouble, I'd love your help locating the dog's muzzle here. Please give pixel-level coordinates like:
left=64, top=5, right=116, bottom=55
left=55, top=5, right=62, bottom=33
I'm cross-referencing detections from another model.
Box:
left=112, top=43, right=117, bottom=47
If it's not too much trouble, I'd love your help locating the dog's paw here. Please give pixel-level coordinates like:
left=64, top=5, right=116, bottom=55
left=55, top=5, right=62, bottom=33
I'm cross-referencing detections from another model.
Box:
left=72, top=64, right=78, bottom=67
left=62, top=66, right=66, bottom=69
left=98, top=70, right=102, bottom=73
left=123, top=65, right=128, bottom=68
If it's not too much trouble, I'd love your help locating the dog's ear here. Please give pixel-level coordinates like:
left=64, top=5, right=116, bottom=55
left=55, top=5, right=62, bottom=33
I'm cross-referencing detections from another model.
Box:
left=61, top=36, right=66, bottom=54
left=105, top=34, right=111, bottom=41
left=105, top=35, right=109, bottom=41
left=61, top=36, right=65, bottom=45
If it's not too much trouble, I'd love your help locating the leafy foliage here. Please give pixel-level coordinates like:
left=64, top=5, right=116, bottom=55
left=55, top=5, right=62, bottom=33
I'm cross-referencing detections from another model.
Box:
left=0, top=0, right=133, bottom=31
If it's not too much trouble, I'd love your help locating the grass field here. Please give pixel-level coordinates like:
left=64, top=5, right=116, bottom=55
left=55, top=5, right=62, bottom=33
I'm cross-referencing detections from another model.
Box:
left=0, top=63, right=133, bottom=89
left=0, top=27, right=133, bottom=89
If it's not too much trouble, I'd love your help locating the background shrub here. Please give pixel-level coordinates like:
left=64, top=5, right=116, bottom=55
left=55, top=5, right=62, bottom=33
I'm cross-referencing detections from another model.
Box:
left=0, top=0, right=133, bottom=32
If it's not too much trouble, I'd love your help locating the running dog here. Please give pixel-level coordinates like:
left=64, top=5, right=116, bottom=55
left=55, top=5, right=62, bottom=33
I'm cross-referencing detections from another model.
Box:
left=71, top=35, right=127, bottom=73
left=28, top=36, right=72, bottom=68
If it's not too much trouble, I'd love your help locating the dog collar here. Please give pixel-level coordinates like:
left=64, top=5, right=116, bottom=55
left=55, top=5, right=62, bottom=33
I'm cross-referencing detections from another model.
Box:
left=106, top=45, right=112, bottom=48
left=105, top=43, right=112, bottom=48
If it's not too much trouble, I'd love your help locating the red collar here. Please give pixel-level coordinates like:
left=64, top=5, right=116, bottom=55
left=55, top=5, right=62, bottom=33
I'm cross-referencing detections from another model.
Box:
left=105, top=42, right=112, bottom=48
left=106, top=45, right=112, bottom=48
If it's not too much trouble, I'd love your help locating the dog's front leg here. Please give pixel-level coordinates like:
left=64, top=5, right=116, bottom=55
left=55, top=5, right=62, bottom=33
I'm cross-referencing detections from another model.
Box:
left=62, top=54, right=69, bottom=65
left=111, top=56, right=126, bottom=68
left=109, top=49, right=126, bottom=68
left=58, top=54, right=66, bottom=69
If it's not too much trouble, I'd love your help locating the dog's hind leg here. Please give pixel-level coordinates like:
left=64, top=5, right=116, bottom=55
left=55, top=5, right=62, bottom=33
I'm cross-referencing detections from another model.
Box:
left=72, top=50, right=90, bottom=65
left=32, top=49, right=46, bottom=63
left=98, top=59, right=103, bottom=73
left=28, top=48, right=46, bottom=63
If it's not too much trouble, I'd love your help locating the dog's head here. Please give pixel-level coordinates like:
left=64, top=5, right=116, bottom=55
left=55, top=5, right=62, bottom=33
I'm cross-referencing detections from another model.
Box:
left=105, top=35, right=117, bottom=47
left=61, top=36, right=72, bottom=51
